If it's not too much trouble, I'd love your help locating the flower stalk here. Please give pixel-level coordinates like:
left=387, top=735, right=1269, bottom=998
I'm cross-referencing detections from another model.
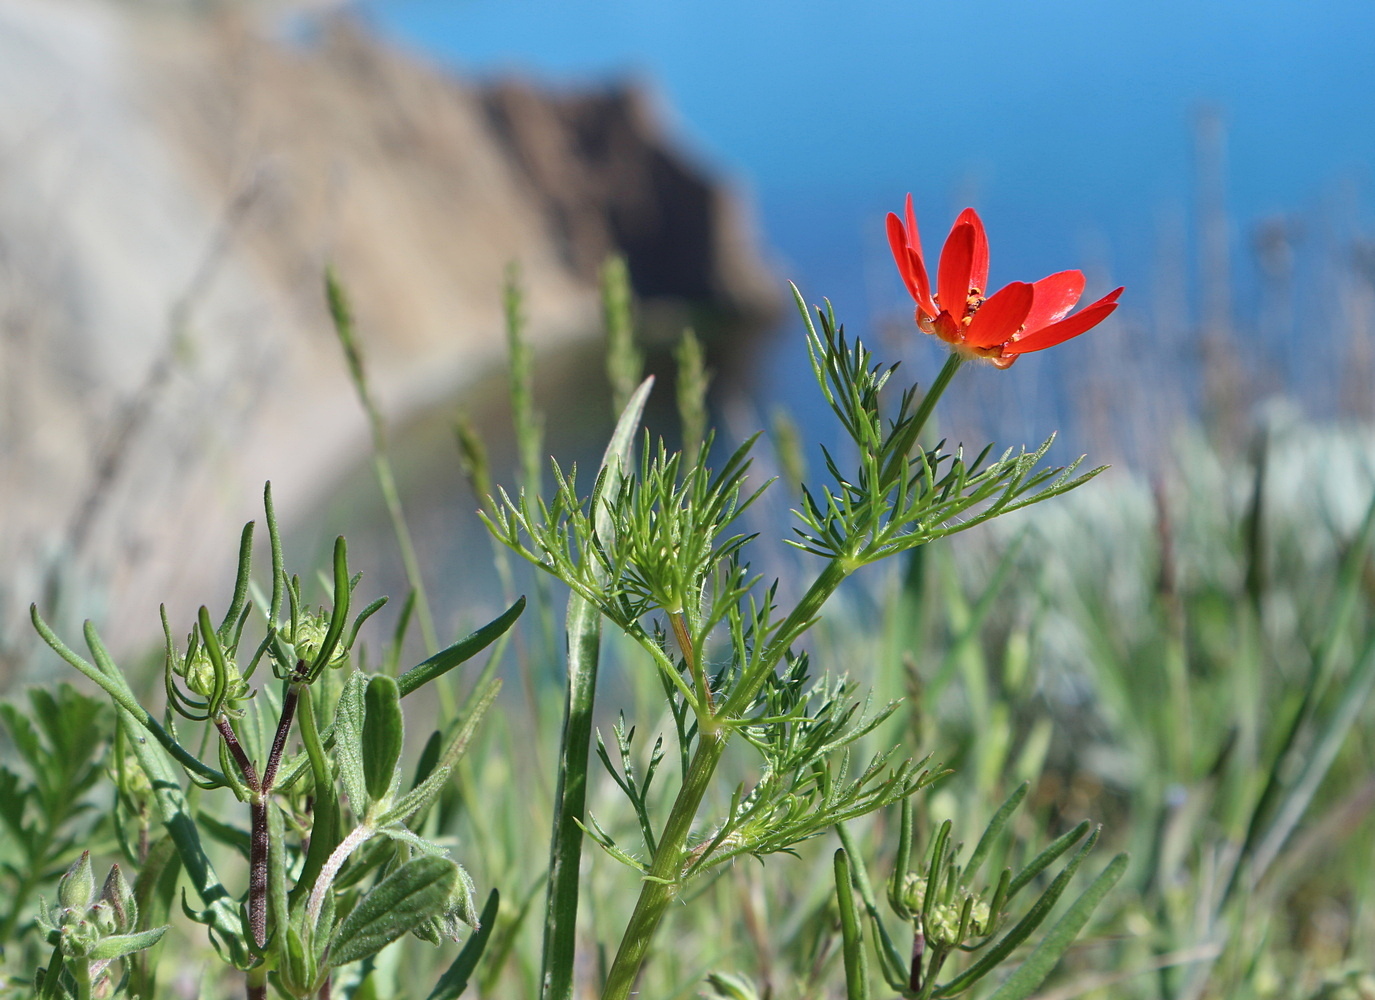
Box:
left=603, top=548, right=856, bottom=997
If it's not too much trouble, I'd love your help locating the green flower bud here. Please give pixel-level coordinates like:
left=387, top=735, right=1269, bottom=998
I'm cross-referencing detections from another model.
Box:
left=112, top=753, right=152, bottom=802
left=90, top=901, right=117, bottom=937
left=289, top=612, right=348, bottom=670
left=57, top=851, right=94, bottom=913
left=100, top=864, right=137, bottom=933
left=899, top=873, right=991, bottom=947
left=175, top=645, right=249, bottom=705
left=179, top=648, right=218, bottom=700
left=278, top=922, right=321, bottom=998
left=899, top=872, right=928, bottom=914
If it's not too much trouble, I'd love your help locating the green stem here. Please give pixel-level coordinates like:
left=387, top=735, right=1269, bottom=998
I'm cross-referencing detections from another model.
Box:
left=247, top=963, right=267, bottom=1000
left=599, top=732, right=729, bottom=1000
left=602, top=559, right=852, bottom=1000
left=724, top=559, right=852, bottom=718
left=327, top=271, right=440, bottom=665
left=371, top=450, right=441, bottom=662
left=883, top=354, right=964, bottom=487
left=71, top=956, right=92, bottom=1000
left=539, top=591, right=603, bottom=1000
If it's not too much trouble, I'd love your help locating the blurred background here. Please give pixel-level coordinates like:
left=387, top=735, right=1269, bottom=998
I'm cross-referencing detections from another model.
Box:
left=6, top=5, right=1375, bottom=996
left=2, top=0, right=1374, bottom=664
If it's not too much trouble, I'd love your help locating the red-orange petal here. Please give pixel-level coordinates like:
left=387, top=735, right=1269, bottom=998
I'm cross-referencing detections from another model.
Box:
left=1004, top=287, right=1124, bottom=355
left=906, top=248, right=935, bottom=317
left=953, top=208, right=990, bottom=294
left=904, top=194, right=922, bottom=255
left=903, top=195, right=937, bottom=315
left=886, top=213, right=921, bottom=299
left=965, top=281, right=1035, bottom=349
left=1022, top=270, right=1086, bottom=334
left=937, top=224, right=976, bottom=324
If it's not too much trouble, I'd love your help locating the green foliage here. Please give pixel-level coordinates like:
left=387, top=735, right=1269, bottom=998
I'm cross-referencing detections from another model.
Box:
left=26, top=475, right=522, bottom=998
left=13, top=255, right=1371, bottom=1000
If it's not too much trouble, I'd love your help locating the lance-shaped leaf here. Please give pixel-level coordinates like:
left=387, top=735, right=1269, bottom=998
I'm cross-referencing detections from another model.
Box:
left=378, top=678, right=500, bottom=827
left=88, top=926, right=169, bottom=961
left=934, top=827, right=1102, bottom=997
left=328, top=856, right=458, bottom=967
left=834, top=849, right=870, bottom=1000
left=965, top=781, right=1029, bottom=883
left=309, top=537, right=352, bottom=675
left=362, top=676, right=403, bottom=802
left=333, top=672, right=369, bottom=812
left=985, top=852, right=1128, bottom=1000
left=397, top=597, right=526, bottom=697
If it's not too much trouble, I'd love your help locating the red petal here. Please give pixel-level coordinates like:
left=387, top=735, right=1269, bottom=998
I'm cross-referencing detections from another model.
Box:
left=953, top=208, right=990, bottom=294
left=907, top=248, right=935, bottom=317
left=937, top=224, right=975, bottom=323
left=1003, top=287, right=1124, bottom=355
left=886, top=213, right=921, bottom=300
left=1022, top=270, right=1086, bottom=334
left=905, top=194, right=922, bottom=258
left=887, top=204, right=936, bottom=317
left=965, top=281, right=1035, bottom=349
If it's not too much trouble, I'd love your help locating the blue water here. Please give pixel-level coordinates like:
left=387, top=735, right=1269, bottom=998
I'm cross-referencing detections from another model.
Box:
left=362, top=0, right=1375, bottom=451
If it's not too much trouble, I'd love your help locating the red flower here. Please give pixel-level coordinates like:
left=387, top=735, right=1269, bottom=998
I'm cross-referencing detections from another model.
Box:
left=886, top=195, right=1123, bottom=369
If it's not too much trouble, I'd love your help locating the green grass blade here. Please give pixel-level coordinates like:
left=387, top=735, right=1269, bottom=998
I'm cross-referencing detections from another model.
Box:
left=540, top=376, right=653, bottom=1000
left=1250, top=624, right=1375, bottom=881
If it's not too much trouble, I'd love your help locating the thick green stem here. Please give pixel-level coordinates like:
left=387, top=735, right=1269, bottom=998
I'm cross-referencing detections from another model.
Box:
left=602, top=559, right=852, bottom=1000
left=599, top=732, right=729, bottom=1000
left=71, top=957, right=92, bottom=1000
left=539, top=592, right=603, bottom=1000
left=247, top=963, right=267, bottom=1000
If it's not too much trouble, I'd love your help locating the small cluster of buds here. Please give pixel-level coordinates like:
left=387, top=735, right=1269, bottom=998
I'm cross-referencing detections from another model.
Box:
left=283, top=609, right=351, bottom=671
left=35, top=851, right=167, bottom=997
left=897, top=872, right=992, bottom=947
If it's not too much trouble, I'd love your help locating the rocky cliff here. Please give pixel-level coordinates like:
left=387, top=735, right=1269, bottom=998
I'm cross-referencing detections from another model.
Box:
left=0, top=1, right=777, bottom=666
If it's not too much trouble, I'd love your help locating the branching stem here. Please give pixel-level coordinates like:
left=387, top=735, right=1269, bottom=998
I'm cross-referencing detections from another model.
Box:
left=670, top=611, right=713, bottom=720
left=601, top=558, right=852, bottom=1000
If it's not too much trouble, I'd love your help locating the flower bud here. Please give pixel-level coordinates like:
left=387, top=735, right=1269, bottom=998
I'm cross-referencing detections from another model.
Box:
left=289, top=612, right=349, bottom=670
left=899, top=872, right=990, bottom=947
left=100, top=864, right=137, bottom=933
left=90, top=900, right=117, bottom=936
left=57, top=851, right=94, bottom=913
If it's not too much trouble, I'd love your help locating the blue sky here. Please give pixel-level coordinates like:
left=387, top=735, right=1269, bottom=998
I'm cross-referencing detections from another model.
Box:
left=363, top=0, right=1375, bottom=441
left=368, top=0, right=1373, bottom=271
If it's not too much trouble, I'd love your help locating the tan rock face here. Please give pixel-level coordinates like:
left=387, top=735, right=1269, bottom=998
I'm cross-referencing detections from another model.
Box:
left=0, top=2, right=776, bottom=667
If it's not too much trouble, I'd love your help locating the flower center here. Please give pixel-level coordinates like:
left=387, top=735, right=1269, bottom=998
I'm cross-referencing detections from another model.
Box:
left=962, top=286, right=985, bottom=326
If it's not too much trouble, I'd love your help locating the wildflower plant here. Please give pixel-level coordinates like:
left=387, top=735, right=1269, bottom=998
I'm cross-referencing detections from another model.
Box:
left=9, top=196, right=1152, bottom=1000
left=486, top=210, right=1124, bottom=998
left=29, top=483, right=525, bottom=1000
